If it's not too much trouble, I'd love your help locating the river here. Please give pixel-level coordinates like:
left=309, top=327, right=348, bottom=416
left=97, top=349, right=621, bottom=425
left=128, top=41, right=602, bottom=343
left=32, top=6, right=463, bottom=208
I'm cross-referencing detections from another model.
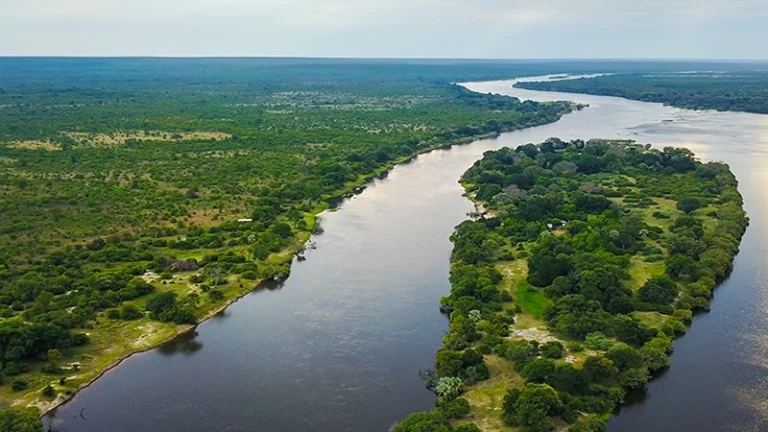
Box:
left=45, top=76, right=768, bottom=432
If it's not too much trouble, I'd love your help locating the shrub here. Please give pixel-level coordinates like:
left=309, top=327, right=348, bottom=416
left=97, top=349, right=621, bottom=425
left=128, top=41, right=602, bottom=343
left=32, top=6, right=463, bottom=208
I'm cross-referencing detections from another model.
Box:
left=541, top=341, right=565, bottom=359
left=120, top=304, right=144, bottom=320
left=241, top=271, right=258, bottom=280
left=106, top=309, right=121, bottom=319
left=3, top=361, right=29, bottom=376
left=584, top=332, right=614, bottom=351
left=676, top=197, right=701, bottom=214
left=42, top=385, right=56, bottom=398
left=11, top=378, right=28, bottom=391
left=440, top=397, right=471, bottom=419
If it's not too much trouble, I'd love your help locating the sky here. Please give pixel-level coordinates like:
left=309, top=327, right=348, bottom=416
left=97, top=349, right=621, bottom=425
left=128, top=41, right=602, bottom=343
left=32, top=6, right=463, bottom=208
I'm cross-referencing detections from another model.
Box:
left=2, top=0, right=767, bottom=59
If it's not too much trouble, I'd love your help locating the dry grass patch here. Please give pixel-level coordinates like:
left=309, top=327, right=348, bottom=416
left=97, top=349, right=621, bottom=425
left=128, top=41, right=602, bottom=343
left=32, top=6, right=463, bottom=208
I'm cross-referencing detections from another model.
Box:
left=459, top=355, right=522, bottom=432
left=65, top=131, right=231, bottom=146
left=6, top=140, right=60, bottom=151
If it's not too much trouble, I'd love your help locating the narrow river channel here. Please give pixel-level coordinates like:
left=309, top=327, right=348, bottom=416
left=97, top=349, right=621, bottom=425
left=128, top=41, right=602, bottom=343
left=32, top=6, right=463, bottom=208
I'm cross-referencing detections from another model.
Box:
left=45, top=77, right=768, bottom=432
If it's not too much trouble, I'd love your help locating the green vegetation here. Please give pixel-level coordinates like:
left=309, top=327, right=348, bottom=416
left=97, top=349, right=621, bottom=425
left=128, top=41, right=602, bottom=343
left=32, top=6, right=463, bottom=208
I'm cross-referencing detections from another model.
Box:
left=516, top=281, right=550, bottom=319
left=516, top=72, right=768, bottom=114
left=0, top=59, right=580, bottom=416
left=396, top=138, right=747, bottom=431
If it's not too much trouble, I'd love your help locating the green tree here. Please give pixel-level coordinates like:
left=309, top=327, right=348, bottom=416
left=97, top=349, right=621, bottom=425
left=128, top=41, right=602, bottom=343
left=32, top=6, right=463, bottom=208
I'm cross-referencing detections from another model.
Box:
left=676, top=198, right=700, bottom=214
left=0, top=407, right=43, bottom=432
left=638, top=276, right=678, bottom=305
left=392, top=412, right=451, bottom=432
left=569, top=418, right=607, bottom=432
left=514, top=384, right=562, bottom=432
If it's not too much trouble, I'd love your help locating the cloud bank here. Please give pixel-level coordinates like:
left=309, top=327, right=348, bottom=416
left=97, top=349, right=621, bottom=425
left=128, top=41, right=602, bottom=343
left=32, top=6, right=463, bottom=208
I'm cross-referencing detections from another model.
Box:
left=2, top=0, right=767, bottom=58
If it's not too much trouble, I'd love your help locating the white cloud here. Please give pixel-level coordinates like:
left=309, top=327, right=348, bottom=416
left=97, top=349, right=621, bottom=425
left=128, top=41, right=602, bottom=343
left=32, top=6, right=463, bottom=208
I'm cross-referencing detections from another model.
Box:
left=1, top=0, right=767, bottom=57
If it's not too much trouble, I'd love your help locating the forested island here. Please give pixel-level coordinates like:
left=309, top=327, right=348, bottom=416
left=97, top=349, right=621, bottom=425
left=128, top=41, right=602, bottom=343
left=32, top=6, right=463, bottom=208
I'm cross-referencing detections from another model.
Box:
left=515, top=72, right=768, bottom=114
left=394, top=139, right=748, bottom=432
left=0, top=59, right=582, bottom=422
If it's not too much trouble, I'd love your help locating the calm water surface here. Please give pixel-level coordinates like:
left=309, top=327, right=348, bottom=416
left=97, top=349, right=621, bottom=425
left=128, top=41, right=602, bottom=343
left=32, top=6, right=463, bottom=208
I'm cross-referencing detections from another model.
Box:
left=45, top=77, right=768, bottom=432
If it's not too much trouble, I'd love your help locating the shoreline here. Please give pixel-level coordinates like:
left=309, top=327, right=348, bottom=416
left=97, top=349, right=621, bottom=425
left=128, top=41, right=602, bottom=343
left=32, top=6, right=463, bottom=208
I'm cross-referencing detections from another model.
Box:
left=39, top=115, right=573, bottom=418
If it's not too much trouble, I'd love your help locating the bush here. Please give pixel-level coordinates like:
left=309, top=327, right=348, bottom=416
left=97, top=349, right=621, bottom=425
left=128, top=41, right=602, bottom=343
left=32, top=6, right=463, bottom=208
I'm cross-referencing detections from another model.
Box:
left=241, top=271, right=258, bottom=280
left=41, top=362, right=60, bottom=374
left=441, top=397, right=471, bottom=419
left=584, top=332, right=614, bottom=351
left=541, top=341, right=565, bottom=359
left=11, top=378, right=28, bottom=391
left=569, top=418, right=608, bottom=432
left=208, top=289, right=224, bottom=301
left=106, top=309, right=121, bottom=319
left=120, top=304, right=144, bottom=320
left=676, top=197, right=701, bottom=214
left=42, top=384, right=56, bottom=398
left=3, top=361, right=29, bottom=376
left=392, top=412, right=451, bottom=432
left=456, top=424, right=482, bottom=432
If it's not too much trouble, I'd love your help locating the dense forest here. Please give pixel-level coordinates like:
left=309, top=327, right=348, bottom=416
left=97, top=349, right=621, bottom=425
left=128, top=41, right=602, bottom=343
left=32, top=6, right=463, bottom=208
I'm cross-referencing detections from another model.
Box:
left=394, top=139, right=747, bottom=431
left=515, top=72, right=768, bottom=114
left=0, top=59, right=589, bottom=414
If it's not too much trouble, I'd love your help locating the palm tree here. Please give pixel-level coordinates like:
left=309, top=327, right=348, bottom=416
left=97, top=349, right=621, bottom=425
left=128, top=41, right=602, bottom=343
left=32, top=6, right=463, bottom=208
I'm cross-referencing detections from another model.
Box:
left=436, top=376, right=464, bottom=401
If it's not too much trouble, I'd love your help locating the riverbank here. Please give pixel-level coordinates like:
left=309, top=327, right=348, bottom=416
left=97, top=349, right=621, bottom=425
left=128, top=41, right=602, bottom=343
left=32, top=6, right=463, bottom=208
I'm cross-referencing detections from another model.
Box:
left=19, top=107, right=578, bottom=419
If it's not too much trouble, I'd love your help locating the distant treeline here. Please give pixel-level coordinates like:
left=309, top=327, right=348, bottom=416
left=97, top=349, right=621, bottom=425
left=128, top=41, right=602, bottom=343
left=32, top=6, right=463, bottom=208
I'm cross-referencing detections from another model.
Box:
left=516, top=72, right=768, bottom=114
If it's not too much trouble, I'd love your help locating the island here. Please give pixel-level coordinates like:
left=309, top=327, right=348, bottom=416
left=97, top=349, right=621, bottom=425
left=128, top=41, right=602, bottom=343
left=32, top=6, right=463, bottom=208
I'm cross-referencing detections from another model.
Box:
left=395, top=138, right=748, bottom=432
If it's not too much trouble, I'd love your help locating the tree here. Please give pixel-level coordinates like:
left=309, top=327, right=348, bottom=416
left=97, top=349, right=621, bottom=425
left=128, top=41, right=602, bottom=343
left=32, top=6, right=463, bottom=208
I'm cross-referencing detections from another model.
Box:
left=42, top=384, right=56, bottom=398
left=637, top=276, right=678, bottom=305
left=0, top=407, right=43, bottom=432
left=513, top=384, right=562, bottom=431
left=436, top=376, right=464, bottom=401
left=392, top=412, right=451, bottom=432
left=120, top=304, right=143, bottom=320
left=521, top=359, right=556, bottom=383
left=676, top=198, right=700, bottom=214
left=145, top=291, right=177, bottom=317
left=540, top=341, right=564, bottom=359
left=47, top=349, right=62, bottom=364
left=551, top=364, right=588, bottom=394
left=606, top=344, right=644, bottom=371
left=440, top=397, right=471, bottom=419
left=436, top=350, right=465, bottom=378
left=583, top=355, right=618, bottom=382
left=618, top=367, right=650, bottom=389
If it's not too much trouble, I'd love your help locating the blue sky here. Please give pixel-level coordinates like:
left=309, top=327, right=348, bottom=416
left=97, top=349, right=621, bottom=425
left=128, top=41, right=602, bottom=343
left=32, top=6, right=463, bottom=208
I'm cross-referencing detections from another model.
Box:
left=2, top=0, right=767, bottom=58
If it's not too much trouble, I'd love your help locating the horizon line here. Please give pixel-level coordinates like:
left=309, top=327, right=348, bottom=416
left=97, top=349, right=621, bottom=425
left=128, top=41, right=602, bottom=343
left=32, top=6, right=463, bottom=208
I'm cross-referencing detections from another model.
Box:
left=1, top=55, right=767, bottom=63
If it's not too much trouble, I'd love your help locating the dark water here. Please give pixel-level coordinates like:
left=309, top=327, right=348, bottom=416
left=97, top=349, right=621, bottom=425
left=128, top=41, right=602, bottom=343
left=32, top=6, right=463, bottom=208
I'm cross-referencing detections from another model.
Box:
left=45, top=77, right=768, bottom=432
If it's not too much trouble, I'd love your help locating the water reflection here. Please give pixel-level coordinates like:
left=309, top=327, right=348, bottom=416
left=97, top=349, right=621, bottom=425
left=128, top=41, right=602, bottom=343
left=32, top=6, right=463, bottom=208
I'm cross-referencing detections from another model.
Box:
left=157, top=332, right=204, bottom=357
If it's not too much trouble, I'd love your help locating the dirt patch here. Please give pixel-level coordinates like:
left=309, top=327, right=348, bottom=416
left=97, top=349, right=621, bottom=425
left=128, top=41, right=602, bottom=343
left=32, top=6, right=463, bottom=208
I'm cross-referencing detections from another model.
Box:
left=510, top=326, right=560, bottom=344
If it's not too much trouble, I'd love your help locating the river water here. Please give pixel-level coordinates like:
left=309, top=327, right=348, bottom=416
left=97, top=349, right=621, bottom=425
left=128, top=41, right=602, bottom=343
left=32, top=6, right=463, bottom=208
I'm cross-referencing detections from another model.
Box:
left=45, top=77, right=768, bottom=432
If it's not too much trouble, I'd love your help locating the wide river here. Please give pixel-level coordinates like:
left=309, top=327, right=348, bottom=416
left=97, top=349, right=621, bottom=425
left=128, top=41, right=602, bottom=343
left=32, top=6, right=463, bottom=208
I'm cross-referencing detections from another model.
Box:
left=45, top=77, right=768, bottom=432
